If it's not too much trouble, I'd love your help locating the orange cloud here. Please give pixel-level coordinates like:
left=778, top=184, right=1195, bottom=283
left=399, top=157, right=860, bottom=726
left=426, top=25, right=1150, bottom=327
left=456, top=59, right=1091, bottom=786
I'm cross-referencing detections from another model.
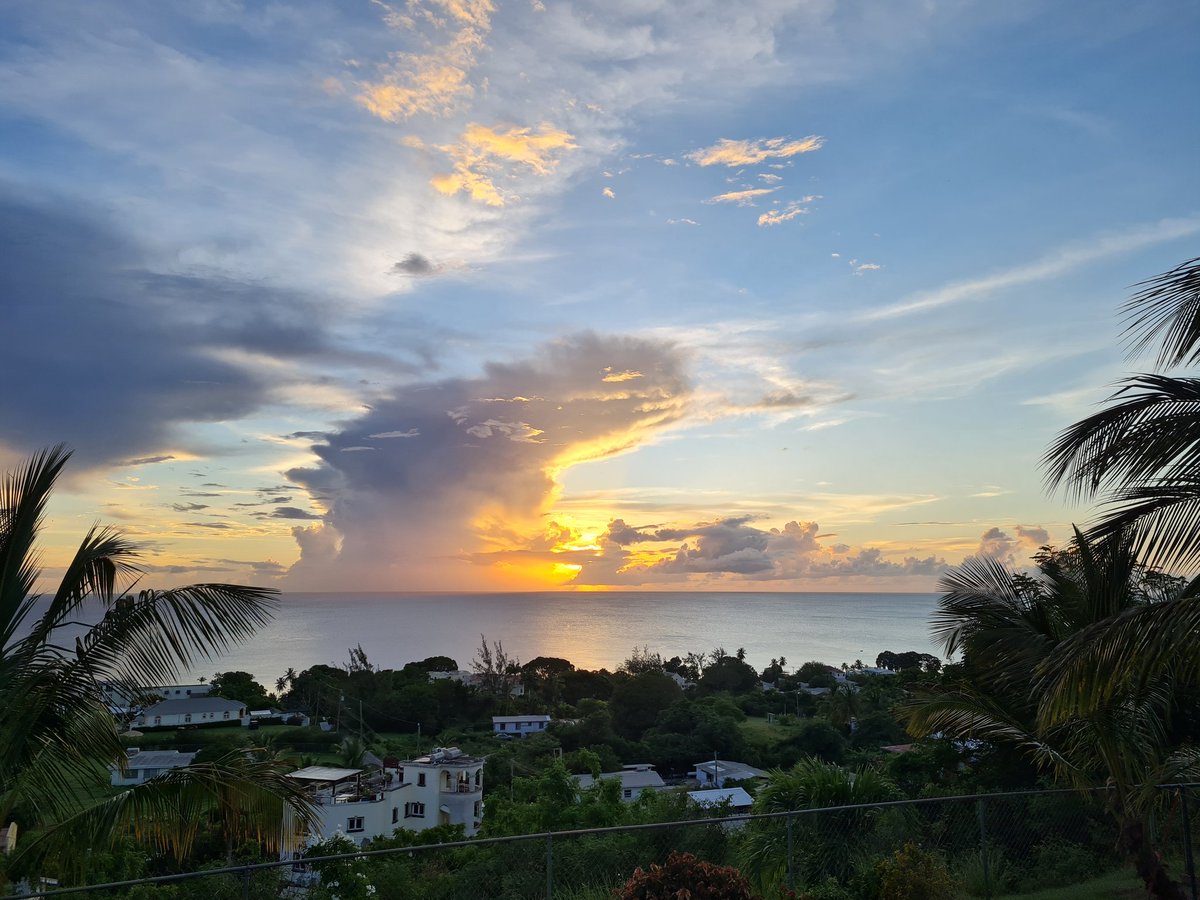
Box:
left=356, top=0, right=494, bottom=121
left=688, top=135, right=825, bottom=167
left=419, top=122, right=578, bottom=205
left=706, top=187, right=777, bottom=206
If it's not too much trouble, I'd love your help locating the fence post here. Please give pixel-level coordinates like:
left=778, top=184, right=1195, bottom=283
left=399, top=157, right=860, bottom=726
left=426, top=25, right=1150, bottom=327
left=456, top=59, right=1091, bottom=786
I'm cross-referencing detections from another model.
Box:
left=241, top=869, right=251, bottom=900
left=546, top=833, right=554, bottom=900
left=1180, top=786, right=1198, bottom=900
left=786, top=813, right=795, bottom=889
left=976, top=798, right=992, bottom=899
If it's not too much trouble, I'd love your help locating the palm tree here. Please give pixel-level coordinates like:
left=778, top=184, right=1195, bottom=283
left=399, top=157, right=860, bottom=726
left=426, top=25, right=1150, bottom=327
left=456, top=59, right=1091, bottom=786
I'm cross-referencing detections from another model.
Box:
left=0, top=446, right=314, bottom=876
left=1045, top=256, right=1200, bottom=569
left=738, top=757, right=904, bottom=892
left=903, top=528, right=1200, bottom=899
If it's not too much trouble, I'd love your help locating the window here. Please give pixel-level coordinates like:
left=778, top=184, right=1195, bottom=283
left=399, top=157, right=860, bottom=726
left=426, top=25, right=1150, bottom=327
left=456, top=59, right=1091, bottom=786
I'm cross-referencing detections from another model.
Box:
left=347, top=816, right=364, bottom=832
left=153, top=716, right=161, bottom=726
left=223, top=711, right=230, bottom=719
left=404, top=802, right=425, bottom=818
left=499, top=722, right=506, bottom=730
left=183, top=714, right=192, bottom=723
left=397, top=767, right=404, bottom=782
left=417, top=773, right=426, bottom=787
left=623, top=789, right=632, bottom=799
left=392, top=807, right=399, bottom=824
left=474, top=801, right=482, bottom=818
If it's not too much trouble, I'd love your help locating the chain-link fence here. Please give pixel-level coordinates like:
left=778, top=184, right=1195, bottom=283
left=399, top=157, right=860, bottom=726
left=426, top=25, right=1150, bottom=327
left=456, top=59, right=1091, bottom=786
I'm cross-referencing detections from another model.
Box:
left=7, top=785, right=1199, bottom=899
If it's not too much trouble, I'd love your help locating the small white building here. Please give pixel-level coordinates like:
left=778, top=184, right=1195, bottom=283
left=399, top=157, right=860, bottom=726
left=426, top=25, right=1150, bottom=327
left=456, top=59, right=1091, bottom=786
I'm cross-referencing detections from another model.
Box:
left=288, top=747, right=485, bottom=852
left=692, top=759, right=767, bottom=789
left=110, top=748, right=198, bottom=786
left=688, top=787, right=755, bottom=821
left=135, top=697, right=248, bottom=729
left=574, top=764, right=666, bottom=801
left=492, top=714, right=550, bottom=738
left=153, top=684, right=213, bottom=700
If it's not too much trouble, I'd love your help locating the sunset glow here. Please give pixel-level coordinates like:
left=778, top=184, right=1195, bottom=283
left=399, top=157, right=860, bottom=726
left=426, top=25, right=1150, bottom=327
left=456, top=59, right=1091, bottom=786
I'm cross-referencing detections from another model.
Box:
left=2, top=2, right=1197, bottom=592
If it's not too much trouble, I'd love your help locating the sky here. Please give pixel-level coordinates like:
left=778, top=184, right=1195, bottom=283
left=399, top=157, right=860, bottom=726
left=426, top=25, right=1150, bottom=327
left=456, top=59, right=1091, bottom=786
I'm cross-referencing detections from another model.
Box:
left=2, top=0, right=1198, bottom=593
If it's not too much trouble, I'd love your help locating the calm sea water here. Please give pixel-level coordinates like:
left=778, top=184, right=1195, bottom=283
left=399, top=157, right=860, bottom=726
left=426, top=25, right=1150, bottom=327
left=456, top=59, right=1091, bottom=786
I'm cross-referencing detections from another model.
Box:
left=188, top=592, right=944, bottom=687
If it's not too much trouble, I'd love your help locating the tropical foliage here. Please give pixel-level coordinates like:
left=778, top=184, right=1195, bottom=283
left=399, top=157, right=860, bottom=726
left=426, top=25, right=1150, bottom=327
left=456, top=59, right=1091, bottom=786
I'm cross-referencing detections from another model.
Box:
left=0, top=445, right=313, bottom=876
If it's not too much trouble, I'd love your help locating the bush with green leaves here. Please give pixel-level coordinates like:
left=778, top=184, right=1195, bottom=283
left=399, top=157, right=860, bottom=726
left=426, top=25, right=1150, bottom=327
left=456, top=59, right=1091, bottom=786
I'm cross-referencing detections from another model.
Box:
left=306, top=834, right=377, bottom=900
left=874, top=843, right=956, bottom=900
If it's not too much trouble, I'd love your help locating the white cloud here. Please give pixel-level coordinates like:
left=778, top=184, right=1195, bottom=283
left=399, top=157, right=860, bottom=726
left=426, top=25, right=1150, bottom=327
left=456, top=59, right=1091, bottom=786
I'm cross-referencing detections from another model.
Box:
left=863, top=216, right=1200, bottom=321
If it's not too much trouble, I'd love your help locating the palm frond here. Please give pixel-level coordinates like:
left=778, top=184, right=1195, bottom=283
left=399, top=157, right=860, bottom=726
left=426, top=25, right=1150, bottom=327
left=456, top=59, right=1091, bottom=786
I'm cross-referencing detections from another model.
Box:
left=1085, top=478, right=1200, bottom=571
left=1035, top=597, right=1200, bottom=721
left=0, top=444, right=71, bottom=650
left=1043, top=374, right=1200, bottom=501
left=72, top=584, right=279, bottom=689
left=18, top=753, right=318, bottom=872
left=15, top=525, right=140, bottom=662
left=1122, top=256, right=1200, bottom=368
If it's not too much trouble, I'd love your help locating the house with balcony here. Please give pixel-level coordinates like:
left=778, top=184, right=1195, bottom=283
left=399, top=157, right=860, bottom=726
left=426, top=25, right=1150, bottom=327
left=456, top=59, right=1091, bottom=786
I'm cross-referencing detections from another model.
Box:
left=287, top=747, right=484, bottom=852
left=110, top=748, right=198, bottom=786
left=491, top=714, right=550, bottom=738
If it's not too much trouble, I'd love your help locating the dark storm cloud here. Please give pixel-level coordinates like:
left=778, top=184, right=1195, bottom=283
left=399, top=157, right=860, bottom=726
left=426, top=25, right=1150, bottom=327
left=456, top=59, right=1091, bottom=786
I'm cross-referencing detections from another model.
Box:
left=390, top=252, right=437, bottom=276
left=170, top=502, right=209, bottom=512
left=125, top=454, right=176, bottom=465
left=584, top=517, right=949, bottom=582
left=0, top=190, right=336, bottom=468
left=267, top=506, right=322, bottom=520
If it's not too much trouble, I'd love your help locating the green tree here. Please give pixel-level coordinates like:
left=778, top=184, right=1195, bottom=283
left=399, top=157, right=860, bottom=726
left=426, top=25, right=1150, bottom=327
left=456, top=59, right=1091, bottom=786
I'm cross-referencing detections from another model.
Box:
left=209, top=670, right=272, bottom=709
left=609, top=671, right=683, bottom=739
left=738, top=758, right=904, bottom=892
left=698, top=655, right=759, bottom=693
left=0, top=446, right=314, bottom=876
left=903, top=528, right=1200, bottom=899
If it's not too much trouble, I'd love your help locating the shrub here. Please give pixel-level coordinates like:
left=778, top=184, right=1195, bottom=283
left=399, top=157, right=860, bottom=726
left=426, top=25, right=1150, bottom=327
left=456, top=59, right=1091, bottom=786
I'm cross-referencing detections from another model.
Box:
left=955, top=847, right=1017, bottom=897
left=875, top=843, right=956, bottom=900
left=1015, top=840, right=1099, bottom=891
left=620, top=851, right=753, bottom=900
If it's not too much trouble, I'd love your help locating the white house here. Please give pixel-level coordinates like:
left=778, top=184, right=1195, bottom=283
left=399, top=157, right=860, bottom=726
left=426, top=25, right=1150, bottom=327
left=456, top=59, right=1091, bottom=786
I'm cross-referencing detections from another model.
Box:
left=574, top=764, right=666, bottom=801
left=288, top=747, right=485, bottom=853
left=692, top=759, right=767, bottom=789
left=135, top=697, right=248, bottom=729
left=110, top=748, right=198, bottom=786
left=430, top=671, right=525, bottom=698
left=688, top=787, right=755, bottom=825
left=153, top=684, right=213, bottom=700
left=492, top=714, right=550, bottom=738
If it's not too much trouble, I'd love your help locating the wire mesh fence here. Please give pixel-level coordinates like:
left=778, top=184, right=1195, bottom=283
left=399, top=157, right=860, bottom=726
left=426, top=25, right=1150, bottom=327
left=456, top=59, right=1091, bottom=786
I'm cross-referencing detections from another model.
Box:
left=7, top=785, right=1199, bottom=899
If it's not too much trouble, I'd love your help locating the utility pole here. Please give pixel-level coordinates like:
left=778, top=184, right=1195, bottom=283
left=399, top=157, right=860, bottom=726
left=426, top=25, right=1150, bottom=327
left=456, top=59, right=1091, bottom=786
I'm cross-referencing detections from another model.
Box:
left=359, top=699, right=364, bottom=744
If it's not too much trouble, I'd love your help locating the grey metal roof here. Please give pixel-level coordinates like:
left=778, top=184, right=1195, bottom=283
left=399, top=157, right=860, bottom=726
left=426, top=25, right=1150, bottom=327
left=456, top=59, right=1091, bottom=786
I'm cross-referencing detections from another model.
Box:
left=688, top=787, right=754, bottom=807
left=288, top=766, right=362, bottom=782
left=575, top=769, right=665, bottom=790
left=117, top=750, right=197, bottom=770
left=142, top=697, right=246, bottom=716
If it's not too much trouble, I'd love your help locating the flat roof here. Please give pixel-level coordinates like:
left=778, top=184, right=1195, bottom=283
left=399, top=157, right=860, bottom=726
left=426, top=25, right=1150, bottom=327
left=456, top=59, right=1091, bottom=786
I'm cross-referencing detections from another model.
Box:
left=688, top=787, right=755, bottom=807
left=288, top=766, right=362, bottom=783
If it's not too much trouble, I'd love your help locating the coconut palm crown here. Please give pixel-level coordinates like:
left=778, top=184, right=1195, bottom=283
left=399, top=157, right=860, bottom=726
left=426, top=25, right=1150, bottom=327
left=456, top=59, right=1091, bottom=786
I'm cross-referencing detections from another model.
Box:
left=0, top=445, right=314, bottom=872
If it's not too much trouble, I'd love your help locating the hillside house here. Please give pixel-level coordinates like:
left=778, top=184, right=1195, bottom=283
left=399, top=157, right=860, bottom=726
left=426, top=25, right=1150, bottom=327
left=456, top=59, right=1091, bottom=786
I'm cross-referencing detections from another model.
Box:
left=574, top=764, right=665, bottom=801
left=288, top=747, right=484, bottom=852
left=110, top=748, right=198, bottom=786
left=492, top=714, right=550, bottom=738
left=135, top=696, right=248, bottom=729
left=692, top=759, right=766, bottom=789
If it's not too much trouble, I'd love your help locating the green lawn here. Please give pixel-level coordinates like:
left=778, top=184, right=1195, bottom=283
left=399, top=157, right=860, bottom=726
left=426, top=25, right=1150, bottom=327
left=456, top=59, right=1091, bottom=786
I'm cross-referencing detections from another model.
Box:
left=985, top=867, right=1145, bottom=900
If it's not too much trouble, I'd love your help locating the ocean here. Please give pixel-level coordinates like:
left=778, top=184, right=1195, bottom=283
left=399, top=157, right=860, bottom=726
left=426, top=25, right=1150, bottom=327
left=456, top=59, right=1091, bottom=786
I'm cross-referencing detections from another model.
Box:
left=190, top=591, right=945, bottom=687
